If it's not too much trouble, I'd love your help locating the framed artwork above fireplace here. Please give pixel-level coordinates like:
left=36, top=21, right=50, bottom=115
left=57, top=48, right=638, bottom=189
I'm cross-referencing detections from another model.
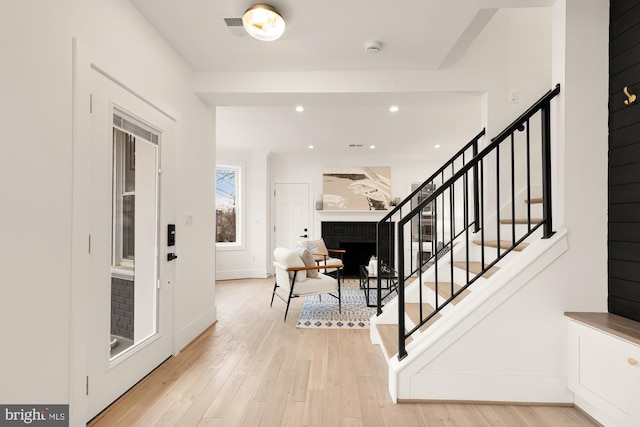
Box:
left=322, top=166, right=391, bottom=211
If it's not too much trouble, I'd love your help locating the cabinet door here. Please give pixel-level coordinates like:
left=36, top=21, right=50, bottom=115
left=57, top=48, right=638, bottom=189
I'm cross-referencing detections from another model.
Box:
left=578, top=334, right=637, bottom=414
left=567, top=320, right=640, bottom=426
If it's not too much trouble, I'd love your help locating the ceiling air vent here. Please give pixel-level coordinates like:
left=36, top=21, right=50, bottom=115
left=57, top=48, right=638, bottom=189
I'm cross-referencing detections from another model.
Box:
left=348, top=144, right=364, bottom=148
left=223, top=17, right=246, bottom=36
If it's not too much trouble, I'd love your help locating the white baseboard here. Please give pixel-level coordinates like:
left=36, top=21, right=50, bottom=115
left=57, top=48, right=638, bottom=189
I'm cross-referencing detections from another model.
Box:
left=175, top=305, right=217, bottom=354
left=406, top=372, right=573, bottom=403
left=215, top=269, right=270, bottom=281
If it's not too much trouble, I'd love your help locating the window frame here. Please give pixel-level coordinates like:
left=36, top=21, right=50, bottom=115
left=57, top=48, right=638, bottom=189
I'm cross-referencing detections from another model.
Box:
left=215, top=163, right=245, bottom=251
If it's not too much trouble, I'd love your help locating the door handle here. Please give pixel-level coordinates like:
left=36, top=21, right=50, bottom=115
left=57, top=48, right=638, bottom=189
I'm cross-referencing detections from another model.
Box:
left=300, top=234, right=308, bottom=238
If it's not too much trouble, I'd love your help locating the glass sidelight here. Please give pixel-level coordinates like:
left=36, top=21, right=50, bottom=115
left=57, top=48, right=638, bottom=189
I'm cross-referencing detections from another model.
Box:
left=110, top=112, right=159, bottom=360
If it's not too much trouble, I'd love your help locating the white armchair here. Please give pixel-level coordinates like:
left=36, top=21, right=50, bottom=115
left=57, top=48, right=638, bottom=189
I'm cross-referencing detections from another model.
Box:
left=271, top=247, right=343, bottom=321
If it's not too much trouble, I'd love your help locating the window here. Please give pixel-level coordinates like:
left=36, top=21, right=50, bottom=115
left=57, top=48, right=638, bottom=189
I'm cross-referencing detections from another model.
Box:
left=113, top=128, right=136, bottom=266
left=216, top=165, right=241, bottom=246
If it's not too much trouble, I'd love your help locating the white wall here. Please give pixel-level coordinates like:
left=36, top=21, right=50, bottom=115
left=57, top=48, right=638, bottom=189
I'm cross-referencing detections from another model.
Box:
left=1, top=0, right=217, bottom=424
left=1, top=0, right=75, bottom=404
left=548, top=0, right=609, bottom=306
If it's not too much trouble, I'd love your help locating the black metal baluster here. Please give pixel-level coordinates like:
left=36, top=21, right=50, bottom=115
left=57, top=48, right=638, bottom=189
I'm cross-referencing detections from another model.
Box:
left=480, top=158, right=485, bottom=268
left=449, top=187, right=455, bottom=291
left=473, top=137, right=480, bottom=233
left=526, top=119, right=531, bottom=232
left=451, top=163, right=456, bottom=239
left=434, top=194, right=439, bottom=310
left=511, top=133, right=516, bottom=246
left=464, top=170, right=470, bottom=288
left=417, top=203, right=422, bottom=276
left=398, top=220, right=406, bottom=360
left=418, top=205, right=423, bottom=318
left=541, top=101, right=554, bottom=238
left=496, top=145, right=501, bottom=259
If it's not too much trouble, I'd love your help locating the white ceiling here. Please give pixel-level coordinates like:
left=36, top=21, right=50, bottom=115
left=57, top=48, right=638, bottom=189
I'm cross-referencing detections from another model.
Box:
left=129, top=0, right=552, bottom=155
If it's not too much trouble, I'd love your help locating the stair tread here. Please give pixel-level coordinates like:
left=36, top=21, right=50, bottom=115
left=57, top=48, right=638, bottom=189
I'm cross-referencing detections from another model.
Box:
left=405, top=303, right=442, bottom=333
left=525, top=197, right=543, bottom=204
left=377, top=324, right=412, bottom=359
left=499, top=218, right=543, bottom=225
left=452, top=261, right=499, bottom=278
left=472, top=240, right=528, bottom=251
left=423, top=281, right=471, bottom=303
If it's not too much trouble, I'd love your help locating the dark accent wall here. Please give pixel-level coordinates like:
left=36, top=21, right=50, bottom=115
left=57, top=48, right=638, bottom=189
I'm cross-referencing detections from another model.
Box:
left=609, top=0, right=640, bottom=321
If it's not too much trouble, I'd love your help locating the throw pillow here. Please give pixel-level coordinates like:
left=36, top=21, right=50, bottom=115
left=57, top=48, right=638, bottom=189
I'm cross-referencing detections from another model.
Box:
left=296, top=247, right=319, bottom=278
left=307, top=239, right=328, bottom=256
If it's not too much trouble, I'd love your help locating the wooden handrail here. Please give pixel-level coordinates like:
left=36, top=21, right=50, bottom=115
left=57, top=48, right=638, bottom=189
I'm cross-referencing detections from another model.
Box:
left=284, top=264, right=345, bottom=272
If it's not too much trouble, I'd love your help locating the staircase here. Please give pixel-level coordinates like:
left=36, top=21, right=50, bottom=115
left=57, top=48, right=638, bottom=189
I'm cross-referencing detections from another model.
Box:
left=371, top=85, right=569, bottom=403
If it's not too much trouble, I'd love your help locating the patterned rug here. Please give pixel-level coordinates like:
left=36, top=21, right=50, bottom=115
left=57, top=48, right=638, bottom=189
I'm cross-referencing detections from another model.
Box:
left=296, top=279, right=394, bottom=329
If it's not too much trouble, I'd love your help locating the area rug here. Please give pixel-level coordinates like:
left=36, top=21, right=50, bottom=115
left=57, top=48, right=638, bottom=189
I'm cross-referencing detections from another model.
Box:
left=296, top=279, right=394, bottom=329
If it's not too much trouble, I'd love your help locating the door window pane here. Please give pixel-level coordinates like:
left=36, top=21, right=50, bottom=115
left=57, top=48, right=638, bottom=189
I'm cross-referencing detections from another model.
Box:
left=110, top=122, right=158, bottom=360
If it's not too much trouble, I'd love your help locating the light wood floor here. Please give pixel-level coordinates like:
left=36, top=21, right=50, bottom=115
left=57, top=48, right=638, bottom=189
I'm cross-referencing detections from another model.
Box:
left=89, top=278, right=598, bottom=426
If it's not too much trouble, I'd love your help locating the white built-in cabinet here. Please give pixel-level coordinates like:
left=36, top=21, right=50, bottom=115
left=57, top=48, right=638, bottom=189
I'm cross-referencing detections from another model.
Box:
left=566, top=312, right=640, bottom=427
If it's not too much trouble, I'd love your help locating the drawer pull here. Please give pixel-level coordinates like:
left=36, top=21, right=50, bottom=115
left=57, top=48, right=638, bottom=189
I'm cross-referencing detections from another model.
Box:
left=628, top=358, right=637, bottom=366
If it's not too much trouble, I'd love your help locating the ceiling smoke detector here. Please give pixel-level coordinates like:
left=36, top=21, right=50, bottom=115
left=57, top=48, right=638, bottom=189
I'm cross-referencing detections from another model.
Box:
left=365, top=41, right=382, bottom=54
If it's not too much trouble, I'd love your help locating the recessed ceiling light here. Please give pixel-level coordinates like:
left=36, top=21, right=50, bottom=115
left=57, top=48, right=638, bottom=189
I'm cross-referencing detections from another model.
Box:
left=434, top=144, right=441, bottom=149
left=369, top=145, right=376, bottom=149
left=308, top=145, right=314, bottom=149
left=389, top=105, right=399, bottom=113
left=296, top=105, right=304, bottom=112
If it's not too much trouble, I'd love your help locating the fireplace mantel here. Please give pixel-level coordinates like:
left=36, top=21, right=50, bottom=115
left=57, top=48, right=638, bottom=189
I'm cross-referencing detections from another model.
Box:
left=315, top=210, right=389, bottom=226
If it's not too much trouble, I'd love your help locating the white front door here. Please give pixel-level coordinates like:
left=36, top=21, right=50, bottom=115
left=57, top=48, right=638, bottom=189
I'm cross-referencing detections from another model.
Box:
left=274, top=183, right=310, bottom=251
left=86, top=70, right=174, bottom=420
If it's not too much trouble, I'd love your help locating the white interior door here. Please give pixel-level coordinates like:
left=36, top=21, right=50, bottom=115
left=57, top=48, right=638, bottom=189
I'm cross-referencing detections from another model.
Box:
left=274, top=183, right=310, bottom=251
left=87, top=70, right=174, bottom=420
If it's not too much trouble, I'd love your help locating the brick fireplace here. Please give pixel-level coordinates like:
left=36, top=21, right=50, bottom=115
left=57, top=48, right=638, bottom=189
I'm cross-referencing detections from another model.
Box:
left=321, top=221, right=393, bottom=277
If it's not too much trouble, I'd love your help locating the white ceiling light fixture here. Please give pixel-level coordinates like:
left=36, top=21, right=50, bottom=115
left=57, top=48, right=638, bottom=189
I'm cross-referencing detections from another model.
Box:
left=389, top=105, right=399, bottom=113
left=296, top=105, right=304, bottom=112
left=242, top=3, right=285, bottom=41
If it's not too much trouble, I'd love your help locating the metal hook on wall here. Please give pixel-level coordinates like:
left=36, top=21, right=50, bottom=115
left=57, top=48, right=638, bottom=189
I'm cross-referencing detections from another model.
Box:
left=623, top=86, right=637, bottom=105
